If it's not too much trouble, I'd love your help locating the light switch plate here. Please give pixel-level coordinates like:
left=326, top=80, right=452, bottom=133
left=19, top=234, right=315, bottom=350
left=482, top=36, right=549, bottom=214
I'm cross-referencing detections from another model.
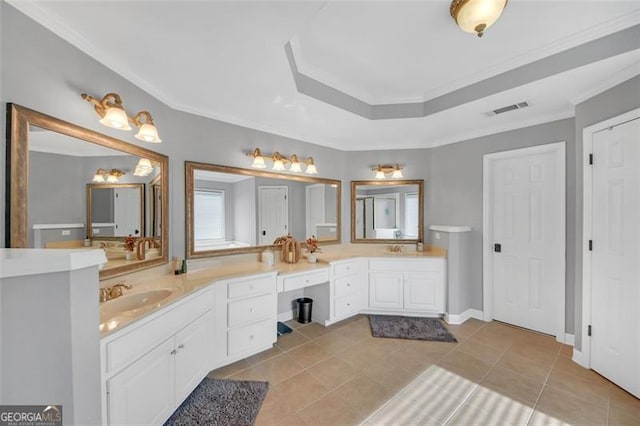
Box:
left=61, top=230, right=71, bottom=236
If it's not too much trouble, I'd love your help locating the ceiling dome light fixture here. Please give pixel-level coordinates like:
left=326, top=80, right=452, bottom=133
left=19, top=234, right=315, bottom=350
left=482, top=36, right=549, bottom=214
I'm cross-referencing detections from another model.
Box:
left=450, top=0, right=508, bottom=38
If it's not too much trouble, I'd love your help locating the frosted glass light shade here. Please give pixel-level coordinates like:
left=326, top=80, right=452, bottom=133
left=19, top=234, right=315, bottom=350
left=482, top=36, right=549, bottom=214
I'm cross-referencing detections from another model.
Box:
left=392, top=169, right=404, bottom=179
left=290, top=161, right=302, bottom=173
left=135, top=123, right=161, bottom=143
left=451, top=0, right=508, bottom=37
left=92, top=173, right=105, bottom=183
left=272, top=159, right=285, bottom=171
left=251, top=156, right=266, bottom=168
left=305, top=163, right=318, bottom=174
left=106, top=174, right=119, bottom=183
left=99, top=106, right=132, bottom=130
left=375, top=170, right=386, bottom=179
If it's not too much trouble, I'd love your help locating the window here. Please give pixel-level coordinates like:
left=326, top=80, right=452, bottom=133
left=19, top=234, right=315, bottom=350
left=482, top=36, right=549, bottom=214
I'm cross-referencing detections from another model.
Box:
left=194, top=190, right=225, bottom=242
left=404, top=192, right=419, bottom=238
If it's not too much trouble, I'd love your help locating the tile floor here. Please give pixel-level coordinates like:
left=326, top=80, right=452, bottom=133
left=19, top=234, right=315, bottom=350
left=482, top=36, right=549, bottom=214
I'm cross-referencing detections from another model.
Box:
left=208, top=316, right=640, bottom=425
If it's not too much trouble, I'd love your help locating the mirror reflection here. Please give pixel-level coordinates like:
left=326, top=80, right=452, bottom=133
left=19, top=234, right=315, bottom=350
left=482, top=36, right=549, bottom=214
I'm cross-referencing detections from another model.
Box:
left=351, top=180, right=424, bottom=242
left=186, top=162, right=341, bottom=257
left=7, top=104, right=169, bottom=278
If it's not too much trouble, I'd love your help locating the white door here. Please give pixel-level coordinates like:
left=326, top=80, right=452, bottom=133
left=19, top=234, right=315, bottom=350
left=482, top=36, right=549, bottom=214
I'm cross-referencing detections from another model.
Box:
left=591, top=118, right=640, bottom=398
left=486, top=143, right=564, bottom=337
left=369, top=272, right=403, bottom=309
left=306, top=184, right=325, bottom=237
left=258, top=186, right=288, bottom=245
left=114, top=187, right=141, bottom=236
left=355, top=199, right=365, bottom=239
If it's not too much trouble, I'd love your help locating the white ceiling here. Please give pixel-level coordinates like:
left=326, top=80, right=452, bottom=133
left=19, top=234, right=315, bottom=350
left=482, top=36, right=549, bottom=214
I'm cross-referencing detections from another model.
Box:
left=10, top=1, right=640, bottom=151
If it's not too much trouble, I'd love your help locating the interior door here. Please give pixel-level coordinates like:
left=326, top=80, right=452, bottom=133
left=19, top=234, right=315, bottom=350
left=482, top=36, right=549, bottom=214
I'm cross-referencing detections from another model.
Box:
left=306, top=184, right=325, bottom=237
left=114, top=187, right=141, bottom=236
left=591, top=118, right=640, bottom=398
left=355, top=199, right=365, bottom=239
left=490, top=146, right=563, bottom=336
left=258, top=186, right=288, bottom=245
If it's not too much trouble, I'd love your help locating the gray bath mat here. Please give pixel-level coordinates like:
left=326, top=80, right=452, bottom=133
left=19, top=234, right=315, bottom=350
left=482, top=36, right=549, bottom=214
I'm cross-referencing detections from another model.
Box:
left=164, top=378, right=269, bottom=426
left=369, top=315, right=458, bottom=342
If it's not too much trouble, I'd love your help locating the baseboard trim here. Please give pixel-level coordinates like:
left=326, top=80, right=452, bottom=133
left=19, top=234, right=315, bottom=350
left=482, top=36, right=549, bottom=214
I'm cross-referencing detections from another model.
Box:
left=444, top=309, right=484, bottom=325
left=572, top=348, right=588, bottom=368
left=563, top=333, right=575, bottom=346
left=277, top=311, right=294, bottom=322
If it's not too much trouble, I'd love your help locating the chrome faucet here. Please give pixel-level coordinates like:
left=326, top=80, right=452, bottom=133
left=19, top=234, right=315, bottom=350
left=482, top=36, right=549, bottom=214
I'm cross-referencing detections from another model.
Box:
left=99, top=281, right=133, bottom=302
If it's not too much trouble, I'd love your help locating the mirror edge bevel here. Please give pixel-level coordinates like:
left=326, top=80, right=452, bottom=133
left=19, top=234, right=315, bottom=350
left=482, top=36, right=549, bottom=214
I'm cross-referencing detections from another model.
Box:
left=6, top=103, right=170, bottom=279
left=185, top=161, right=342, bottom=259
left=350, top=179, right=424, bottom=244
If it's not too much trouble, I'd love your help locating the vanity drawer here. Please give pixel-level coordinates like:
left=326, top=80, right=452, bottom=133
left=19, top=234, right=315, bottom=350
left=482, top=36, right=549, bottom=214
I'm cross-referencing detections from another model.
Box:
left=227, top=275, right=275, bottom=299
left=282, top=269, right=329, bottom=292
left=227, top=293, right=274, bottom=328
left=334, top=294, right=358, bottom=319
left=104, top=288, right=214, bottom=374
left=368, top=259, right=442, bottom=273
left=333, top=261, right=359, bottom=278
left=227, top=320, right=275, bottom=357
left=334, top=276, right=358, bottom=298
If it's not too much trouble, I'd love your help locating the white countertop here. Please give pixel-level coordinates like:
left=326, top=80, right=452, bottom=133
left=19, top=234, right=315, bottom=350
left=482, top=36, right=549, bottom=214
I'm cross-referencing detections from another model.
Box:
left=0, top=248, right=108, bottom=278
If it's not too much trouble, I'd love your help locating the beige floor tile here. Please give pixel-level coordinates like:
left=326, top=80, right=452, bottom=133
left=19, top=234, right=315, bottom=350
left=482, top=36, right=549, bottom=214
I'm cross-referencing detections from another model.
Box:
left=331, top=374, right=393, bottom=421
left=559, top=344, right=573, bottom=358
left=362, top=356, right=422, bottom=394
left=246, top=345, right=284, bottom=366
left=496, top=350, right=554, bottom=382
left=444, top=324, right=476, bottom=341
left=340, top=338, right=396, bottom=371
left=364, top=397, right=442, bottom=425
left=297, top=392, right=360, bottom=426
left=381, top=346, right=437, bottom=375
left=447, top=399, right=533, bottom=426
left=284, top=319, right=305, bottom=330
left=546, top=361, right=610, bottom=407
left=470, top=329, right=516, bottom=352
left=438, top=350, right=493, bottom=383
left=276, top=330, right=310, bottom=352
left=609, top=383, right=640, bottom=417
left=286, top=341, right=333, bottom=368
left=207, top=358, right=251, bottom=378
left=417, top=365, right=478, bottom=401
left=253, top=353, right=304, bottom=386
left=297, top=322, right=331, bottom=340
left=307, top=356, right=357, bottom=391
left=529, top=386, right=607, bottom=426
left=277, top=413, right=306, bottom=426
left=461, top=317, right=488, bottom=330
left=270, top=371, right=328, bottom=413
left=227, top=366, right=267, bottom=382
left=608, top=404, right=640, bottom=426
left=507, top=340, right=560, bottom=365
left=453, top=336, right=507, bottom=365
left=313, top=330, right=357, bottom=354
left=478, top=366, right=544, bottom=405
left=334, top=318, right=373, bottom=341
left=254, top=386, right=297, bottom=425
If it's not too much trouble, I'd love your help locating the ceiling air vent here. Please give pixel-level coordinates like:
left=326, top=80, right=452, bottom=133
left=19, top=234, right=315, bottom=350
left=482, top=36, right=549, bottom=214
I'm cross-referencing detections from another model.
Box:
left=486, top=101, right=529, bottom=116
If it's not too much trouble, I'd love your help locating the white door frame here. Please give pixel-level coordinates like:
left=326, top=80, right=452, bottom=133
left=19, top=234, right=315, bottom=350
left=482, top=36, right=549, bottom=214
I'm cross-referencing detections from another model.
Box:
left=482, top=142, right=566, bottom=342
left=579, top=107, right=640, bottom=368
left=305, top=184, right=325, bottom=238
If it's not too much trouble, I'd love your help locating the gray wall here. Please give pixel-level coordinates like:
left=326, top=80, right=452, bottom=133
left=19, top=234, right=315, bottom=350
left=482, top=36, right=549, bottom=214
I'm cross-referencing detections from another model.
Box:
left=429, top=119, right=576, bottom=333
left=233, top=178, right=257, bottom=245
left=572, top=75, right=640, bottom=350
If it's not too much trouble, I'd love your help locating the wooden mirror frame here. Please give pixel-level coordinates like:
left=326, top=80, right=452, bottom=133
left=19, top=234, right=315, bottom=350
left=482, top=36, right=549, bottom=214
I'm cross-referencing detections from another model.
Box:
left=86, top=183, right=145, bottom=239
left=350, top=179, right=424, bottom=244
left=6, top=104, right=169, bottom=278
left=185, top=161, right=342, bottom=259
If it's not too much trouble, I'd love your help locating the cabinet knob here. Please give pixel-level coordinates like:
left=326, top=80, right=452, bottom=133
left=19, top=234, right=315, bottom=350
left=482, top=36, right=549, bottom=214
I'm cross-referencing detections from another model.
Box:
left=305, top=279, right=310, bottom=284
left=170, top=349, right=177, bottom=355
left=347, top=303, right=351, bottom=306
left=177, top=344, right=184, bottom=350
left=347, top=282, right=351, bottom=287
left=249, top=335, right=254, bottom=340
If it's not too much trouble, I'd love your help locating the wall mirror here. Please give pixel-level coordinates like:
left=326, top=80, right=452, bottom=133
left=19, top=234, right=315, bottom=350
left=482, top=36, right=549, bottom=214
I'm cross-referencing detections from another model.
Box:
left=351, top=180, right=424, bottom=243
left=6, top=104, right=169, bottom=278
left=186, top=161, right=341, bottom=258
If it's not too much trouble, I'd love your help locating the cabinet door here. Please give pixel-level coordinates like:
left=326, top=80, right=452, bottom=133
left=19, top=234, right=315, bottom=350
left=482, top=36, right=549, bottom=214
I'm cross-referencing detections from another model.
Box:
left=404, top=271, right=444, bottom=312
left=369, top=272, right=403, bottom=309
left=174, top=311, right=214, bottom=404
left=107, top=338, right=175, bottom=426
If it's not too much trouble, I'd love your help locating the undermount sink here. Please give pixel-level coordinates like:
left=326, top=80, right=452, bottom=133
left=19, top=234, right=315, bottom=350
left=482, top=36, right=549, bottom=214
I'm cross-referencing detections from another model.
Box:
left=101, top=289, right=173, bottom=316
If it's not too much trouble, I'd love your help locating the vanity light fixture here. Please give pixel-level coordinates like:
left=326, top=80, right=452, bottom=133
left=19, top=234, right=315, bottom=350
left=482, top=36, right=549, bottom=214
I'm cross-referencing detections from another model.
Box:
left=450, top=0, right=508, bottom=38
left=81, top=92, right=162, bottom=143
left=92, top=168, right=125, bottom=183
left=373, top=164, right=403, bottom=179
left=133, top=158, right=154, bottom=177
left=247, top=148, right=318, bottom=174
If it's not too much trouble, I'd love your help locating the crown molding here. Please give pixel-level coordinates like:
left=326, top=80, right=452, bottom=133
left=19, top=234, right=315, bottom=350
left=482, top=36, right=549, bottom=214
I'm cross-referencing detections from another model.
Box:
left=569, top=63, right=640, bottom=106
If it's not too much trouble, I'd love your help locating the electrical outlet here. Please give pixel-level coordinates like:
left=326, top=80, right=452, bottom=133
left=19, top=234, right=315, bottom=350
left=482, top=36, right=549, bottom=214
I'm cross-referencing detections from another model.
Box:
left=435, top=232, right=441, bottom=240
left=61, top=230, right=71, bottom=236
left=93, top=228, right=100, bottom=234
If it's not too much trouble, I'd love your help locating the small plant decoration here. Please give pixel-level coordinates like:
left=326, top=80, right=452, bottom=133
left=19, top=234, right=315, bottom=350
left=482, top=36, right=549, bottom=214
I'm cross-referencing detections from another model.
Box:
left=123, top=234, right=137, bottom=252
left=305, top=236, right=322, bottom=253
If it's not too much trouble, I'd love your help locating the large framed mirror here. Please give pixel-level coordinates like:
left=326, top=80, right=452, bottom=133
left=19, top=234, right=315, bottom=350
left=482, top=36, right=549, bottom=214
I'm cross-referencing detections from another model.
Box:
left=6, top=104, right=169, bottom=278
left=186, top=162, right=341, bottom=258
left=351, top=180, right=424, bottom=243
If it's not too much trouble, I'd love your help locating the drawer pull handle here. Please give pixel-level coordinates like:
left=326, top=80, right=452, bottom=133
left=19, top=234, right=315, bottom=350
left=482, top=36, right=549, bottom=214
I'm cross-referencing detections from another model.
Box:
left=177, top=344, right=184, bottom=350
left=170, top=349, right=177, bottom=355
left=249, top=335, right=254, bottom=340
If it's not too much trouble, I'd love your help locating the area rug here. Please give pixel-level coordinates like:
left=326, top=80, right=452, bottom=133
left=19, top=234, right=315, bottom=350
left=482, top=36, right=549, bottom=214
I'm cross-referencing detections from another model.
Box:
left=368, top=315, right=457, bottom=342
left=164, top=378, right=269, bottom=426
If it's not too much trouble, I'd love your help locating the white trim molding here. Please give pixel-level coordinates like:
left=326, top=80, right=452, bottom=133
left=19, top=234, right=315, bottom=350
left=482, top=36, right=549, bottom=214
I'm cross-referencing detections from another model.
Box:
left=444, top=309, right=484, bottom=325
left=580, top=107, right=640, bottom=369
left=428, top=225, right=472, bottom=233
left=482, top=142, right=566, bottom=342
left=572, top=348, right=588, bottom=368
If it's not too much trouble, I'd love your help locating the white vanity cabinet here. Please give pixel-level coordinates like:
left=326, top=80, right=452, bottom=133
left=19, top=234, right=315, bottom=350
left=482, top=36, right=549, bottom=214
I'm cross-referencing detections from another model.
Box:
left=331, top=259, right=365, bottom=321
left=366, top=258, right=445, bottom=315
left=224, top=273, right=278, bottom=362
left=102, top=288, right=215, bottom=425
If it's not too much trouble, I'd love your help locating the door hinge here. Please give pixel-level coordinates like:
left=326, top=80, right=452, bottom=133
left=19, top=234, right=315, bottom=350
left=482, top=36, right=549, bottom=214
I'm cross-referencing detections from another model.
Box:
left=589, top=240, right=593, bottom=251
left=588, top=325, right=592, bottom=337
left=589, top=153, right=593, bottom=165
